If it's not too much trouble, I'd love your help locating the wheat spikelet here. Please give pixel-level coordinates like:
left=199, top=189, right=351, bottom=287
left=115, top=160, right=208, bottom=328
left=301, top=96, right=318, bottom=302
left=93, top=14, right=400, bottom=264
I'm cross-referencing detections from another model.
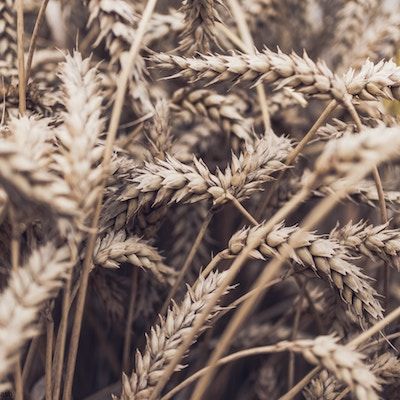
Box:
left=303, top=370, right=344, bottom=400
left=314, top=126, right=400, bottom=188
left=254, top=361, right=282, bottom=400
left=93, top=230, right=176, bottom=284
left=86, top=0, right=151, bottom=112
left=352, top=13, right=400, bottom=68
left=166, top=203, right=211, bottom=277
left=116, top=270, right=231, bottom=400
left=144, top=11, right=185, bottom=47
left=0, top=243, right=72, bottom=381
left=152, top=48, right=349, bottom=100
left=304, top=351, right=400, bottom=399
left=316, top=119, right=357, bottom=140
left=227, top=222, right=383, bottom=325
left=240, top=0, right=278, bottom=29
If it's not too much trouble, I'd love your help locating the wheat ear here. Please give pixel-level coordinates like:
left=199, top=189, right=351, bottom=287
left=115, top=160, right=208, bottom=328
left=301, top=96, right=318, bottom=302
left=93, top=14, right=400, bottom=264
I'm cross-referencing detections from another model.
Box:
left=228, top=222, right=383, bottom=325
left=178, top=0, right=224, bottom=52
left=171, top=88, right=255, bottom=144
left=0, top=243, right=72, bottom=382
left=116, top=270, right=231, bottom=400
left=54, top=51, right=105, bottom=225
left=94, top=230, right=176, bottom=284
left=331, top=221, right=400, bottom=270
left=154, top=49, right=400, bottom=102
left=0, top=116, right=77, bottom=218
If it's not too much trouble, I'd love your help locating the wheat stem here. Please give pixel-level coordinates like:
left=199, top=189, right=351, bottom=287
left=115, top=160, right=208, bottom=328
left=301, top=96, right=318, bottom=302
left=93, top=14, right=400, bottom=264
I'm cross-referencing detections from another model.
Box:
left=16, top=0, right=25, bottom=115
left=288, top=283, right=305, bottom=390
left=45, top=313, right=54, bottom=400
left=227, top=0, right=271, bottom=133
left=25, top=0, right=50, bottom=83
left=346, top=100, right=389, bottom=308
left=228, top=194, right=258, bottom=226
left=52, top=274, right=72, bottom=400
left=122, top=269, right=138, bottom=372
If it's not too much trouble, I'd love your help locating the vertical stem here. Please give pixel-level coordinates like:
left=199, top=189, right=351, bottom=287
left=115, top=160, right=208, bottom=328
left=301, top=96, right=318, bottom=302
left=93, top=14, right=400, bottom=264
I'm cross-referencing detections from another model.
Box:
left=45, top=313, right=54, bottom=400
left=25, top=0, right=50, bottom=83
left=16, top=0, right=26, bottom=114
left=14, top=362, right=23, bottom=400
left=122, top=269, right=138, bottom=372
left=9, top=206, right=23, bottom=399
left=287, top=283, right=304, bottom=390
left=346, top=100, right=389, bottom=308
left=62, top=1, right=158, bottom=398
left=53, top=274, right=72, bottom=400
left=22, top=336, right=40, bottom=385
left=226, top=0, right=271, bottom=133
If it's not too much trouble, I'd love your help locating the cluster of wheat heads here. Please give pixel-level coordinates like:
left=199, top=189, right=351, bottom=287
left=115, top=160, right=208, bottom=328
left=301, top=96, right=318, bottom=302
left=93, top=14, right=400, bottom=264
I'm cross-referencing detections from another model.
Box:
left=3, top=0, right=400, bottom=399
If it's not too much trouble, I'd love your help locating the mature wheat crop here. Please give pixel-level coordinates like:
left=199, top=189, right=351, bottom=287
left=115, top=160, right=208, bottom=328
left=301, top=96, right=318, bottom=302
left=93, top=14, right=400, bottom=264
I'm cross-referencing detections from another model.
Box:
left=1, top=0, right=400, bottom=399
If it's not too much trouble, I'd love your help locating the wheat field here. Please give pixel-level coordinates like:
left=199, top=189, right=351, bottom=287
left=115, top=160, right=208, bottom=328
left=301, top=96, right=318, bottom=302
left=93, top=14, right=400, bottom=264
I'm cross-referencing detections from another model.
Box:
left=1, top=0, right=400, bottom=399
